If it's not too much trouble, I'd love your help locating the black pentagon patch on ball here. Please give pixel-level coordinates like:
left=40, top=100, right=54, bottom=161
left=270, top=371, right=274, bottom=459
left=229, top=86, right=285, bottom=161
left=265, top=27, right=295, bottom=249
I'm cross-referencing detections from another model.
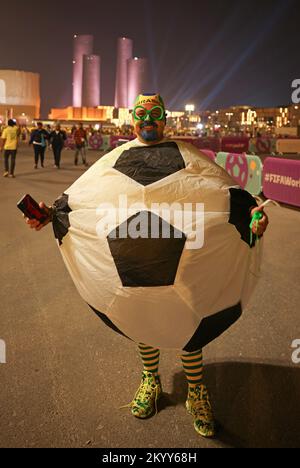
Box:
left=107, top=211, right=187, bottom=287
left=183, top=303, right=242, bottom=352
left=89, top=305, right=131, bottom=341
left=52, top=193, right=72, bottom=245
left=113, top=142, right=186, bottom=186
left=228, top=188, right=258, bottom=248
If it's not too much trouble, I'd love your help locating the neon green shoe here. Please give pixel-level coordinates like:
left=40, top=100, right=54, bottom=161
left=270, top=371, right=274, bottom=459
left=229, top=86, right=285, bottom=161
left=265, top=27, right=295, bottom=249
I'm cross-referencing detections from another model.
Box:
left=186, top=384, right=215, bottom=438
left=122, top=371, right=162, bottom=419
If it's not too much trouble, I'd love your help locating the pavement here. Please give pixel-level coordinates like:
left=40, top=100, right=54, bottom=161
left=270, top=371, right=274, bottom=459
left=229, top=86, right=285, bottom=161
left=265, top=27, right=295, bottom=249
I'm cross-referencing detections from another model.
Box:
left=0, top=144, right=300, bottom=448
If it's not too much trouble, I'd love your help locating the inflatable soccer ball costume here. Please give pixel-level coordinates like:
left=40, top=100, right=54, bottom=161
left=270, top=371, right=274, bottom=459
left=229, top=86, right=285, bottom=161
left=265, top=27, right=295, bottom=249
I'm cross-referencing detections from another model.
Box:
left=51, top=128, right=262, bottom=352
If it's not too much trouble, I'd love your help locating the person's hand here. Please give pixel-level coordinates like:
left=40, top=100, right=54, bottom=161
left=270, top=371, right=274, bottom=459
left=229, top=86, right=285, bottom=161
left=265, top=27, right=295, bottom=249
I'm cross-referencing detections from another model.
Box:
left=24, top=202, right=52, bottom=231
left=250, top=206, right=269, bottom=236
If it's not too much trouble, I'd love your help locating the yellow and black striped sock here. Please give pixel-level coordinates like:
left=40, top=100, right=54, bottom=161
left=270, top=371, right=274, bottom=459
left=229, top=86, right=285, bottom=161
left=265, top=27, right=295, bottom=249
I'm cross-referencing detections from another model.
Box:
left=181, top=349, right=203, bottom=388
left=138, top=343, right=160, bottom=375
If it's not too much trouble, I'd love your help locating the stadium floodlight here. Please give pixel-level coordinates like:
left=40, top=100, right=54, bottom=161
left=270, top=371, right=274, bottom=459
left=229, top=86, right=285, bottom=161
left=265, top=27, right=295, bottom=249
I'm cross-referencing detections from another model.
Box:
left=185, top=104, right=195, bottom=113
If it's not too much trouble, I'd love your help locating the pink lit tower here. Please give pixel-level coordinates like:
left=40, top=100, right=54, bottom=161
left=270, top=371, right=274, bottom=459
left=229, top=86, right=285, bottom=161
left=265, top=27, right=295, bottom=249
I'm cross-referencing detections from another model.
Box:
left=73, top=34, right=94, bottom=107
left=82, top=55, right=101, bottom=107
left=127, top=57, right=149, bottom=109
left=114, top=37, right=133, bottom=108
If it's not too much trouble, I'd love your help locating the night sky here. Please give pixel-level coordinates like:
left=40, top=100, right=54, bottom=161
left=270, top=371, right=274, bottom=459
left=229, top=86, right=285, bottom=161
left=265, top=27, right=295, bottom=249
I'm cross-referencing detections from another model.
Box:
left=1, top=0, right=299, bottom=117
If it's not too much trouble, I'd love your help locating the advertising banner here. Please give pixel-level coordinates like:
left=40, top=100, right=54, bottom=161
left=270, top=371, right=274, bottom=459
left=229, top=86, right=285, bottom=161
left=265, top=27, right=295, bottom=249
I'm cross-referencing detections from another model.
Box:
left=173, top=137, right=221, bottom=152
left=100, top=135, right=112, bottom=151
left=193, top=137, right=221, bottom=153
left=221, top=137, right=250, bottom=154
left=216, top=152, right=263, bottom=195
left=88, top=134, right=103, bottom=150
left=263, top=158, right=300, bottom=207
left=249, top=137, right=277, bottom=155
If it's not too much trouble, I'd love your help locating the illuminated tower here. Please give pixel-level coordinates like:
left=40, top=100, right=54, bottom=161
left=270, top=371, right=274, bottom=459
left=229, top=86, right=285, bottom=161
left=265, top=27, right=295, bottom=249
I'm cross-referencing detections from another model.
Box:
left=82, top=55, right=100, bottom=107
left=73, top=34, right=94, bottom=107
left=127, top=58, right=149, bottom=109
left=114, top=37, right=133, bottom=108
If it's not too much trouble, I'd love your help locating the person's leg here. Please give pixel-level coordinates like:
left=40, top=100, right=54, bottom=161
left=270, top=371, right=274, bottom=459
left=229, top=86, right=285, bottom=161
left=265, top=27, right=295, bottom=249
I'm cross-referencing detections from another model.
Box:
left=3, top=150, right=9, bottom=175
left=40, top=147, right=46, bottom=167
left=138, top=344, right=160, bottom=375
left=74, top=146, right=80, bottom=165
left=83, top=144, right=88, bottom=166
left=52, top=146, right=57, bottom=166
left=80, top=146, right=86, bottom=165
left=53, top=146, right=60, bottom=167
left=124, top=344, right=162, bottom=419
left=9, top=150, right=17, bottom=176
left=181, top=350, right=215, bottom=438
left=33, top=145, right=39, bottom=168
left=56, top=147, right=62, bottom=168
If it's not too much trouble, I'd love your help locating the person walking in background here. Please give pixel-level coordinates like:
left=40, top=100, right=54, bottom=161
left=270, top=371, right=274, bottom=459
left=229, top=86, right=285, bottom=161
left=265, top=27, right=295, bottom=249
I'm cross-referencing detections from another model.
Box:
left=49, top=124, right=67, bottom=169
left=0, top=119, right=19, bottom=178
left=73, top=123, right=88, bottom=167
left=29, top=122, right=49, bottom=169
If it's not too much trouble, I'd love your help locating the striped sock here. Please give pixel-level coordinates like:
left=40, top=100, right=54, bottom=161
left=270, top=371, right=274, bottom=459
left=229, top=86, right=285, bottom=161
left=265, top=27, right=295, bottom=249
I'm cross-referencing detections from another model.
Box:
left=181, top=349, right=203, bottom=388
left=138, top=343, right=160, bottom=375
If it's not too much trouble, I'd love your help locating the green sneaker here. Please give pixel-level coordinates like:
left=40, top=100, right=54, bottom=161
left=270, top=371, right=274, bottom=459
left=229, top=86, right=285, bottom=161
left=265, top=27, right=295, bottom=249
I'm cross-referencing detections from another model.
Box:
left=122, top=371, right=162, bottom=419
left=186, top=384, right=215, bottom=438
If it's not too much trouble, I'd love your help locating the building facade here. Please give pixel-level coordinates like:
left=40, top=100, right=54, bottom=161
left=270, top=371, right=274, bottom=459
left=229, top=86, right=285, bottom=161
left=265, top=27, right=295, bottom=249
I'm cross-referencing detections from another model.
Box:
left=0, top=70, right=40, bottom=124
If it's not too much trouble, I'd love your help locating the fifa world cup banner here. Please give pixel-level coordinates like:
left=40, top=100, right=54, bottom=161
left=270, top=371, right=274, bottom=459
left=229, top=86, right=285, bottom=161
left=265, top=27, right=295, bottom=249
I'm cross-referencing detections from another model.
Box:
left=221, top=137, right=250, bottom=154
left=216, top=152, right=263, bottom=196
left=263, top=158, right=300, bottom=207
left=192, top=137, right=221, bottom=153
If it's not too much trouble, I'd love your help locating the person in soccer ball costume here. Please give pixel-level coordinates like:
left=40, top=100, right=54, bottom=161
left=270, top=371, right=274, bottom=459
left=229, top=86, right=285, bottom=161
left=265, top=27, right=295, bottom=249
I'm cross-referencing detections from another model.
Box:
left=25, top=94, right=269, bottom=438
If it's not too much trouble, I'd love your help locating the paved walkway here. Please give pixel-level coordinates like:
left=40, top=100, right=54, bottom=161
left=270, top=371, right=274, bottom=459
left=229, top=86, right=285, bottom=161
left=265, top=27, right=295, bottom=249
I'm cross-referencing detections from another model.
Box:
left=0, top=145, right=300, bottom=448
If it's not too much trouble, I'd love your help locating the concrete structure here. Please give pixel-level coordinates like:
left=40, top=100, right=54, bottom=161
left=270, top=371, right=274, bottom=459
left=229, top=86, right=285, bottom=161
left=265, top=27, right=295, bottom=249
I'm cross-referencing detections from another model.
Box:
left=114, top=37, right=133, bottom=109
left=127, top=58, right=149, bottom=109
left=82, top=55, right=100, bottom=107
left=73, top=35, right=94, bottom=107
left=0, top=69, right=40, bottom=123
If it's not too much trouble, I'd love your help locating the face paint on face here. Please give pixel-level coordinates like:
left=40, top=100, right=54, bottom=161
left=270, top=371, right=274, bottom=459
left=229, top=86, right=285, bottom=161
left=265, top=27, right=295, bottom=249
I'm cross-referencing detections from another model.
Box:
left=140, top=121, right=159, bottom=142
left=132, top=95, right=166, bottom=145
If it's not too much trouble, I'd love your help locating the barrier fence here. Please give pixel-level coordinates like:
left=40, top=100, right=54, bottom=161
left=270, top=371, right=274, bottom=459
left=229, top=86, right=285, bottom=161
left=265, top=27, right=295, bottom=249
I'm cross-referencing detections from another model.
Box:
left=276, top=139, right=300, bottom=155
left=220, top=137, right=249, bottom=154
left=249, top=138, right=277, bottom=155
left=216, top=152, right=263, bottom=196
left=65, top=133, right=300, bottom=156
left=263, top=158, right=300, bottom=207
left=63, top=134, right=300, bottom=207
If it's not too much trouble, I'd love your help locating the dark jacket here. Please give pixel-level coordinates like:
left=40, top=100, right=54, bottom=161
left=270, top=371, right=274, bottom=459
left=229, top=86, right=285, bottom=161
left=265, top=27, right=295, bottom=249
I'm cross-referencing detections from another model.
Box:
left=50, top=130, right=67, bottom=148
left=29, top=129, right=49, bottom=146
